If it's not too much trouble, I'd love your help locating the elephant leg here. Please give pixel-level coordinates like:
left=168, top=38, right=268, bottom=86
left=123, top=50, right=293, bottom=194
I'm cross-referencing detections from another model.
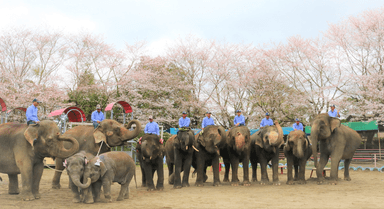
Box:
left=124, top=185, right=129, bottom=199
left=251, top=160, right=257, bottom=182
left=212, top=155, right=221, bottom=186
left=223, top=160, right=230, bottom=182
left=32, top=162, right=44, bottom=199
left=330, top=152, right=343, bottom=185
left=92, top=180, right=102, bottom=202
left=68, top=177, right=81, bottom=203
left=117, top=183, right=128, bottom=201
left=182, top=153, right=193, bottom=187
left=83, top=187, right=94, bottom=204
left=343, top=158, right=352, bottom=181
left=144, top=163, right=155, bottom=191
left=156, top=157, right=164, bottom=191
left=195, top=152, right=205, bottom=186
left=286, top=155, right=294, bottom=185
left=271, top=153, right=280, bottom=185
left=19, top=162, right=35, bottom=201
left=230, top=156, right=240, bottom=186
left=167, top=161, right=174, bottom=185
left=293, top=164, right=299, bottom=181
left=298, top=159, right=307, bottom=184
left=259, top=158, right=269, bottom=185
left=316, top=152, right=329, bottom=184
left=242, top=155, right=250, bottom=186
left=173, top=149, right=183, bottom=188
left=102, top=181, right=112, bottom=202
left=52, top=158, right=64, bottom=189
left=8, top=174, right=20, bottom=194
left=139, top=160, right=146, bottom=187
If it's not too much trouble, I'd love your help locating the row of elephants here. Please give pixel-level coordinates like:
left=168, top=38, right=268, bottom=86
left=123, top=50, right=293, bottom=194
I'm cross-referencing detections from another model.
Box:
left=0, top=113, right=362, bottom=203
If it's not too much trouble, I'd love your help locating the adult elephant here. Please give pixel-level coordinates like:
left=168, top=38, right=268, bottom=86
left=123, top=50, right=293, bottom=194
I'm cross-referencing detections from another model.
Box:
left=51, top=119, right=141, bottom=189
left=283, top=130, right=312, bottom=185
left=0, top=121, right=79, bottom=201
left=250, top=121, right=284, bottom=185
left=310, top=113, right=362, bottom=184
left=136, top=134, right=164, bottom=191
left=221, top=126, right=251, bottom=186
left=165, top=128, right=195, bottom=188
left=192, top=125, right=226, bottom=187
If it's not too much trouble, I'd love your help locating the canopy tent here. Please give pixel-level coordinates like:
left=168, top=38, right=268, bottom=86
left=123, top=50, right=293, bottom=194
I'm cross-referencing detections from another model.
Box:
left=104, top=101, right=133, bottom=124
left=0, top=97, right=6, bottom=112
left=305, top=121, right=378, bottom=135
left=48, top=106, right=86, bottom=122
left=7, top=107, right=27, bottom=113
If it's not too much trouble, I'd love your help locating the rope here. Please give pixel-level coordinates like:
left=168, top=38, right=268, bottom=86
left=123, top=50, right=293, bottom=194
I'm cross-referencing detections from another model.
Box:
left=96, top=141, right=104, bottom=157
left=44, top=161, right=66, bottom=173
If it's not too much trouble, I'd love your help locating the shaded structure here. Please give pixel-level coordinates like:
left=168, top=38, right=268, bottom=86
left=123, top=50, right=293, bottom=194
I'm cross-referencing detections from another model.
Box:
left=48, top=106, right=86, bottom=133
left=104, top=101, right=133, bottom=124
left=0, top=97, right=6, bottom=124
left=3, top=107, right=27, bottom=123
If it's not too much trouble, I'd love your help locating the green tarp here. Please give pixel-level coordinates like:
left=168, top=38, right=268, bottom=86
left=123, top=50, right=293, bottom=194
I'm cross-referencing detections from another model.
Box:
left=305, top=120, right=378, bottom=135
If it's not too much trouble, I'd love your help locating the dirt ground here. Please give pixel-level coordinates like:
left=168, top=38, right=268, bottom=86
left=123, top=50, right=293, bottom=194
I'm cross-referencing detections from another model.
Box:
left=0, top=162, right=383, bottom=209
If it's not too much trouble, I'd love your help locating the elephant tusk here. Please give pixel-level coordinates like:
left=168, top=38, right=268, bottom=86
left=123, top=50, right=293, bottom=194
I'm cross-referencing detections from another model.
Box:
left=186, top=146, right=188, bottom=150
left=150, top=156, right=152, bottom=160
left=192, top=145, right=199, bottom=152
left=142, top=156, right=145, bottom=160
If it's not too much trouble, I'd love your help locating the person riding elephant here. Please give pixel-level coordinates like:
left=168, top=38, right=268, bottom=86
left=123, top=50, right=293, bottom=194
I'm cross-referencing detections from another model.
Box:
left=192, top=125, right=226, bottom=186
left=221, top=125, right=251, bottom=186
left=310, top=113, right=362, bottom=184
left=284, top=130, right=312, bottom=185
left=165, top=127, right=196, bottom=188
left=0, top=121, right=79, bottom=201
left=250, top=120, right=284, bottom=185
left=51, top=119, right=141, bottom=189
left=63, top=151, right=95, bottom=203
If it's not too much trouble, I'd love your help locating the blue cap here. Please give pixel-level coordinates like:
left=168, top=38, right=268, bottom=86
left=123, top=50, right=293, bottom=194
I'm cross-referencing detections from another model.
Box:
left=330, top=104, right=335, bottom=107
left=182, top=111, right=187, bottom=114
left=236, top=110, right=241, bottom=113
left=265, top=112, right=270, bottom=116
left=206, top=111, right=211, bottom=114
left=32, top=98, right=42, bottom=103
left=295, top=118, right=300, bottom=121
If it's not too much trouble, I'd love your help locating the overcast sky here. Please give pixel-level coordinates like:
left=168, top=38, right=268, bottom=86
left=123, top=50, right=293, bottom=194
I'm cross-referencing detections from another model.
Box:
left=1, top=0, right=383, bottom=55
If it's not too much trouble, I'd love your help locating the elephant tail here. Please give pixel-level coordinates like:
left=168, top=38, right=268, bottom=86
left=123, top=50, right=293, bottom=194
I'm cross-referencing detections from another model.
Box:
left=134, top=169, right=137, bottom=189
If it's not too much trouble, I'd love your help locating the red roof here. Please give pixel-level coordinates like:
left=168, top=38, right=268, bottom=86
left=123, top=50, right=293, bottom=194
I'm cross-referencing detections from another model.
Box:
left=0, top=97, right=6, bottom=112
left=7, top=107, right=26, bottom=113
left=48, top=106, right=86, bottom=122
left=104, top=101, right=132, bottom=114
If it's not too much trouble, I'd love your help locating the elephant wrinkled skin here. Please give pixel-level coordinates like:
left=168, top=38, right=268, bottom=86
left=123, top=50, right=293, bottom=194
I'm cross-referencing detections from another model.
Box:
left=0, top=121, right=79, bottom=201
left=51, top=119, right=141, bottom=189
left=310, top=113, right=362, bottom=184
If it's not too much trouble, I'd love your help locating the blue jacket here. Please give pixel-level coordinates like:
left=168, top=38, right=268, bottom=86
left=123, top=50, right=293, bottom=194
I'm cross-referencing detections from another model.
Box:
left=91, top=110, right=105, bottom=122
left=260, top=118, right=273, bottom=127
left=145, top=122, right=160, bottom=135
left=202, top=117, right=215, bottom=128
left=328, top=110, right=339, bottom=117
left=26, top=104, right=39, bottom=122
left=179, top=117, right=190, bottom=127
left=293, top=123, right=303, bottom=131
left=233, top=115, right=245, bottom=126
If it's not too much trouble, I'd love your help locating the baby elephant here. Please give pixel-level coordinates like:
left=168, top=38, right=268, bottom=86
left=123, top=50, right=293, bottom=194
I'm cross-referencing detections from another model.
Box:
left=284, top=130, right=312, bottom=185
left=83, top=151, right=136, bottom=203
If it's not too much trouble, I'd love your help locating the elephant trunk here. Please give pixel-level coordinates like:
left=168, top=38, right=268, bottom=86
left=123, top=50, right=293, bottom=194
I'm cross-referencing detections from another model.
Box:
left=55, top=135, right=80, bottom=158
left=294, top=140, right=304, bottom=159
left=311, top=125, right=319, bottom=168
left=122, top=120, right=142, bottom=141
left=234, top=132, right=245, bottom=152
left=72, top=177, right=92, bottom=189
left=274, top=121, right=284, bottom=146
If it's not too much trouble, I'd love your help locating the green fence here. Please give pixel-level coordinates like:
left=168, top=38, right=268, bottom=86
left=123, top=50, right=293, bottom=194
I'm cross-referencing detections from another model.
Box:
left=305, top=120, right=378, bottom=135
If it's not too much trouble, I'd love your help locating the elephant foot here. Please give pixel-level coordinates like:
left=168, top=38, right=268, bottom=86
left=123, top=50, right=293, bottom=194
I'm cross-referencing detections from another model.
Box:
left=242, top=181, right=251, bottom=186
left=8, top=188, right=20, bottom=195
left=273, top=182, right=281, bottom=186
left=168, top=174, right=175, bottom=185
left=298, top=180, right=306, bottom=185
left=147, top=188, right=155, bottom=191
left=344, top=176, right=351, bottom=181
left=251, top=178, right=258, bottom=182
left=156, top=186, right=164, bottom=191
left=84, top=197, right=94, bottom=204
left=329, top=181, right=337, bottom=185
left=116, top=196, right=124, bottom=201
left=141, top=184, right=147, bottom=187
left=72, top=197, right=81, bottom=203
left=22, top=194, right=35, bottom=201
left=223, top=178, right=229, bottom=183
left=204, top=175, right=208, bottom=183
left=51, top=184, right=61, bottom=189
left=317, top=178, right=325, bottom=185
left=286, top=180, right=295, bottom=185
left=94, top=197, right=102, bottom=202
left=33, top=193, right=41, bottom=199
left=231, top=182, right=239, bottom=186
left=213, top=181, right=221, bottom=187
left=174, top=185, right=182, bottom=189
left=182, top=182, right=190, bottom=187
left=260, top=180, right=270, bottom=185
left=195, top=182, right=204, bottom=187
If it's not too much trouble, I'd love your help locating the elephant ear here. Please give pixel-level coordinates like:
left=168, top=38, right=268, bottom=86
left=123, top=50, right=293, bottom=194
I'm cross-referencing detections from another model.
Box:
left=197, top=135, right=205, bottom=147
left=24, top=124, right=39, bottom=147
left=330, top=118, right=341, bottom=133
left=254, top=133, right=263, bottom=149
left=100, top=161, right=108, bottom=177
left=172, top=135, right=180, bottom=149
left=94, top=127, right=106, bottom=144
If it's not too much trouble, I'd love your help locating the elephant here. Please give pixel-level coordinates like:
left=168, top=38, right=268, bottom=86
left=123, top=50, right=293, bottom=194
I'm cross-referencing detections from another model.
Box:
left=165, top=128, right=195, bottom=188
left=136, top=133, right=164, bottom=191
left=310, top=113, right=362, bottom=184
left=221, top=126, right=251, bottom=186
left=51, top=119, right=141, bottom=189
left=0, top=121, right=79, bottom=201
left=283, top=130, right=312, bottom=185
left=250, top=121, right=284, bottom=185
left=63, top=151, right=95, bottom=203
left=78, top=151, right=136, bottom=203
left=192, top=125, right=226, bottom=187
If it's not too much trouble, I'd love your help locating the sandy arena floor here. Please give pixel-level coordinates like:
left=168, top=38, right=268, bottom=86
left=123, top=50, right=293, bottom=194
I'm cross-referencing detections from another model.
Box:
left=0, top=163, right=383, bottom=209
